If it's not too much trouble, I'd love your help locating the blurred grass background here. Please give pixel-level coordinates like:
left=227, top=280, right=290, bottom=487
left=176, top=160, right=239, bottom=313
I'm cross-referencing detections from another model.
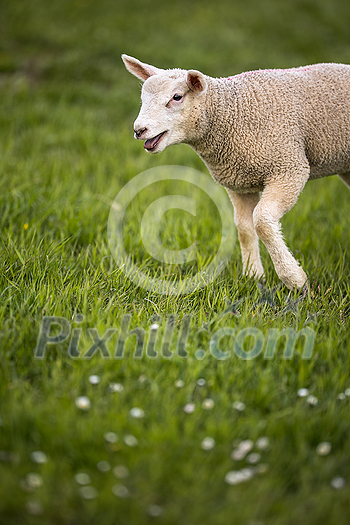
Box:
left=0, top=0, right=350, bottom=524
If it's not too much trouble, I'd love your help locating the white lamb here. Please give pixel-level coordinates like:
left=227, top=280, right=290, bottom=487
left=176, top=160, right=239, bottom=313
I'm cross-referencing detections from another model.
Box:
left=122, top=54, right=350, bottom=290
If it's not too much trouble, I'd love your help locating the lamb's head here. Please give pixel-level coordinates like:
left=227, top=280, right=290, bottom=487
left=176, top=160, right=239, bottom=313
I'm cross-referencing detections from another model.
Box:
left=122, top=55, right=207, bottom=153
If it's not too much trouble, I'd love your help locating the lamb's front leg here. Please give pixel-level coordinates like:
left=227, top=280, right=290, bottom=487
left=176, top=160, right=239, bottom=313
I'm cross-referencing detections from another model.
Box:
left=226, top=190, right=264, bottom=280
left=252, top=176, right=308, bottom=290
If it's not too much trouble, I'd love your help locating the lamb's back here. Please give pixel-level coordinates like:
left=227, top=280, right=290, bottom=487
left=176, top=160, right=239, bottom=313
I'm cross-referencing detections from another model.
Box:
left=230, top=63, right=350, bottom=178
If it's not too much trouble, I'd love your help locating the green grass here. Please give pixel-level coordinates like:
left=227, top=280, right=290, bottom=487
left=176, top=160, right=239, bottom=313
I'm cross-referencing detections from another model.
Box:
left=1, top=0, right=350, bottom=523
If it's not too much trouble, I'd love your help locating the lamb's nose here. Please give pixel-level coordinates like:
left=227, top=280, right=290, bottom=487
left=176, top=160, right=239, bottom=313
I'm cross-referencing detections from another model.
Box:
left=134, top=127, right=147, bottom=138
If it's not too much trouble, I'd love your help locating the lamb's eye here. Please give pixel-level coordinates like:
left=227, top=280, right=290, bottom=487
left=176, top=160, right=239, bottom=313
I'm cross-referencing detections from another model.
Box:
left=172, top=94, right=183, bottom=101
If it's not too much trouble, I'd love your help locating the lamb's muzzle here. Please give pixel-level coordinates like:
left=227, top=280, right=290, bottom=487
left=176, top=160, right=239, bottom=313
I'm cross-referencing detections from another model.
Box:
left=122, top=53, right=350, bottom=290
left=134, top=127, right=147, bottom=138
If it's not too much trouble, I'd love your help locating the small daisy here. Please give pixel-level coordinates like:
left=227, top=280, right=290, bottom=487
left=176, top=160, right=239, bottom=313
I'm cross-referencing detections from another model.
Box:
left=97, top=460, right=111, bottom=472
left=316, top=442, right=332, bottom=456
left=307, top=395, right=318, bottom=406
left=26, top=473, right=43, bottom=489
left=123, top=434, right=138, bottom=447
left=255, top=437, right=270, bottom=450
left=148, top=505, right=164, bottom=517
left=232, top=401, right=246, bottom=412
left=109, top=383, right=124, bottom=393
left=88, top=375, right=100, bottom=385
left=201, top=437, right=216, bottom=450
left=104, top=432, right=119, bottom=443
left=246, top=452, right=261, bottom=464
left=113, top=465, right=130, bottom=479
left=238, top=440, right=254, bottom=453
left=112, top=484, right=130, bottom=498
left=129, top=407, right=145, bottom=419
left=79, top=486, right=98, bottom=499
left=331, top=476, right=345, bottom=489
left=231, top=448, right=247, bottom=461
left=202, top=398, right=215, bottom=410
left=297, top=388, right=309, bottom=398
left=75, top=473, right=91, bottom=485
left=75, top=396, right=91, bottom=411
left=30, top=451, right=48, bottom=464
left=183, top=403, right=195, bottom=414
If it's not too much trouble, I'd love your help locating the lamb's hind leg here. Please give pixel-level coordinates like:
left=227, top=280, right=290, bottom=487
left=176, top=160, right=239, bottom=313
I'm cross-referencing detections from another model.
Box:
left=226, top=190, right=264, bottom=279
left=253, top=171, right=309, bottom=290
left=338, top=172, right=350, bottom=188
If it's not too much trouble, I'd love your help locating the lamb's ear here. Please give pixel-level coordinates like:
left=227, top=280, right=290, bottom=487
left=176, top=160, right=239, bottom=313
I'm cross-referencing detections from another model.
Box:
left=121, top=54, right=163, bottom=81
left=186, top=70, right=207, bottom=93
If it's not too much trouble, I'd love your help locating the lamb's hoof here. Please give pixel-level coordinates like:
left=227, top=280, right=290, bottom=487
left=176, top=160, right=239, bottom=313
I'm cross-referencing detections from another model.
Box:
left=280, top=268, right=307, bottom=291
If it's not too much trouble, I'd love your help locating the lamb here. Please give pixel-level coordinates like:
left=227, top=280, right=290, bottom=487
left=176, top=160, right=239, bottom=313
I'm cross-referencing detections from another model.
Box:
left=122, top=54, right=350, bottom=290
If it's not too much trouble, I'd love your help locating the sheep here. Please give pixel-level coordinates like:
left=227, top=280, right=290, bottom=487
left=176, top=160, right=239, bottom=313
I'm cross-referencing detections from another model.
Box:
left=122, top=54, right=350, bottom=290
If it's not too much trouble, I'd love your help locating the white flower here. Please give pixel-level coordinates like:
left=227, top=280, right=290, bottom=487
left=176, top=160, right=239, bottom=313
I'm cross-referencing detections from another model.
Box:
left=104, top=432, right=119, bottom=443
left=75, top=396, right=91, bottom=411
left=129, top=407, right=145, bottom=419
left=316, top=442, right=332, bottom=456
left=297, top=388, right=309, bottom=397
left=123, top=434, right=138, bottom=447
left=183, top=403, right=195, bottom=414
left=225, top=468, right=254, bottom=485
left=246, top=453, right=261, bottom=464
left=88, top=375, right=100, bottom=385
left=225, top=470, right=244, bottom=485
left=30, top=451, right=48, bottom=464
left=112, top=484, right=130, bottom=498
left=175, top=379, right=185, bottom=388
left=256, top=437, right=270, bottom=450
left=307, top=395, right=318, bottom=406
left=197, top=378, right=206, bottom=386
left=148, top=505, right=164, bottom=517
left=201, top=437, right=216, bottom=450
left=79, top=486, right=98, bottom=499
left=240, top=467, right=255, bottom=481
left=26, top=473, right=43, bottom=488
left=331, top=476, right=345, bottom=489
left=231, top=448, right=247, bottom=461
left=113, top=465, right=130, bottom=479
left=75, top=473, right=91, bottom=485
left=150, top=323, right=159, bottom=330
left=238, top=440, right=254, bottom=453
left=97, top=460, right=111, bottom=472
left=202, top=398, right=215, bottom=410
left=232, top=401, right=246, bottom=412
left=109, top=383, right=124, bottom=393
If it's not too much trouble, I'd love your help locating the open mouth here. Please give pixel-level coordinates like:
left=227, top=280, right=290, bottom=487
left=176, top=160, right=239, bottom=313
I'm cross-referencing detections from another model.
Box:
left=144, top=131, right=167, bottom=151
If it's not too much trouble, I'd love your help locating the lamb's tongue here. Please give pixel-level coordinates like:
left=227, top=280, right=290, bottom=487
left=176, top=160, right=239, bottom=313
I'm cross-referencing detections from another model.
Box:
left=144, top=134, right=160, bottom=150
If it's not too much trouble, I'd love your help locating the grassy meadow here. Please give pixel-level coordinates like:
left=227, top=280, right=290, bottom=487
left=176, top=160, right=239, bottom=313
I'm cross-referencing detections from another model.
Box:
left=0, top=0, right=350, bottom=523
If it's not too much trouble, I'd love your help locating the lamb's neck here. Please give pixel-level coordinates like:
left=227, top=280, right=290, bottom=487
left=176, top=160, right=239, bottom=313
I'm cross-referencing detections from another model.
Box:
left=188, top=78, right=238, bottom=170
